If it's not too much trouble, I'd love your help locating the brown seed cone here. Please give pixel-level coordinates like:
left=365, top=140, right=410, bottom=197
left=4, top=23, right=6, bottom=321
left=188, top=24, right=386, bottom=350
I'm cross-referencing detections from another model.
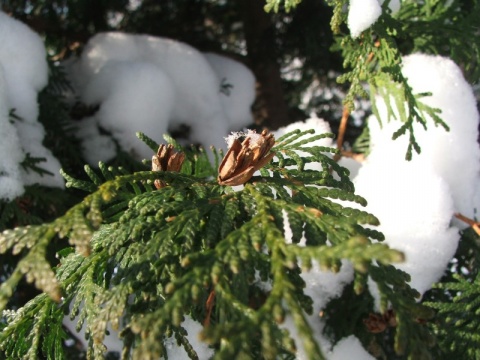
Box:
left=152, top=144, right=185, bottom=189
left=218, top=129, right=275, bottom=186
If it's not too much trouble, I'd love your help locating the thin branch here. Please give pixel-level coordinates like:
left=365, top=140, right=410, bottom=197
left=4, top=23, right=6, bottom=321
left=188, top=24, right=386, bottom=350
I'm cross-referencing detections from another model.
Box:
left=334, top=106, right=350, bottom=162
left=455, top=213, right=480, bottom=236
left=203, top=289, right=216, bottom=327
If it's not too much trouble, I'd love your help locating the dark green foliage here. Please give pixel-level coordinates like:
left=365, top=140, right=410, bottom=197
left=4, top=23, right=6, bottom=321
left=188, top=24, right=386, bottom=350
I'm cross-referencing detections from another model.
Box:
left=323, top=283, right=375, bottom=349
left=0, top=186, right=73, bottom=230
left=0, top=130, right=434, bottom=359
left=397, top=0, right=480, bottom=82
left=264, top=0, right=302, bottom=13
left=1, top=294, right=67, bottom=359
left=422, top=228, right=480, bottom=359
left=425, top=272, right=480, bottom=359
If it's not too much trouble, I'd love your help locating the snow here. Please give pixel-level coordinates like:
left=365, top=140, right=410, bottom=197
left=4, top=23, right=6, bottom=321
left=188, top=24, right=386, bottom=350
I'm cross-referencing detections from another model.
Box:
left=0, top=11, right=63, bottom=199
left=347, top=0, right=382, bottom=39
left=0, top=13, right=48, bottom=117
left=355, top=54, right=479, bottom=304
left=66, top=32, right=256, bottom=163
left=304, top=261, right=355, bottom=313
left=0, top=64, right=24, bottom=200
left=347, top=0, right=402, bottom=38
left=224, top=128, right=265, bottom=149
left=402, top=54, right=479, bottom=219
left=204, top=52, right=256, bottom=130
left=337, top=156, right=362, bottom=179
left=369, top=54, right=480, bottom=222
left=355, top=160, right=460, bottom=299
left=328, top=335, right=375, bottom=360
left=382, top=0, right=401, bottom=14
left=75, top=116, right=117, bottom=165
left=83, top=60, right=175, bottom=160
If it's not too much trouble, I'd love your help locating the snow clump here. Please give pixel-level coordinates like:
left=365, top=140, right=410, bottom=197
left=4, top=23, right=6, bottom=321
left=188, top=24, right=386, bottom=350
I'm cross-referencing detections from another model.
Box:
left=356, top=53, right=479, bottom=302
left=347, top=0, right=382, bottom=38
left=328, top=335, right=375, bottom=360
left=66, top=32, right=256, bottom=163
left=204, top=52, right=256, bottom=131
left=0, top=65, right=24, bottom=200
left=348, top=0, right=402, bottom=38
left=0, top=11, right=64, bottom=200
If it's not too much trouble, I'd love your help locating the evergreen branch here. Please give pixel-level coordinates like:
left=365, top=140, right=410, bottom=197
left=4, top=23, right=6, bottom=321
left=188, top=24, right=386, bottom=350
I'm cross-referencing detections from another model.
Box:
left=0, top=267, right=23, bottom=311
left=274, top=128, right=304, bottom=144
left=264, top=0, right=302, bottom=13
left=60, top=168, right=97, bottom=193
left=0, top=129, right=430, bottom=358
left=370, top=265, right=436, bottom=358
left=16, top=232, right=62, bottom=302
left=0, top=294, right=67, bottom=359
left=21, top=153, right=54, bottom=177
left=190, top=146, right=218, bottom=179
left=0, top=170, right=163, bottom=310
left=2, top=0, right=477, bottom=358
left=275, top=131, right=336, bottom=151
left=92, top=283, right=132, bottom=346
left=285, top=292, right=324, bottom=360
left=332, top=3, right=450, bottom=160
left=46, top=60, right=73, bottom=95
left=257, top=193, right=323, bottom=359
left=398, top=0, right=480, bottom=82
left=424, top=272, right=480, bottom=358
left=325, top=0, right=348, bottom=34
left=0, top=224, right=50, bottom=255
left=136, top=131, right=159, bottom=153
left=83, top=165, right=105, bottom=187
left=292, top=236, right=403, bottom=273
left=0, top=226, right=61, bottom=311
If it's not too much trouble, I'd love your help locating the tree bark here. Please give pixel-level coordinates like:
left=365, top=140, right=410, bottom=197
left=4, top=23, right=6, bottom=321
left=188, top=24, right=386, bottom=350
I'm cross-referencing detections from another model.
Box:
left=239, top=0, right=290, bottom=130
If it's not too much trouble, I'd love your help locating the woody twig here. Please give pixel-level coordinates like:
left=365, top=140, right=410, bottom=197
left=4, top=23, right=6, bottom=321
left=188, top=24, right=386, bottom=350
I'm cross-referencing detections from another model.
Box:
left=454, top=213, right=480, bottom=236
left=334, top=106, right=350, bottom=162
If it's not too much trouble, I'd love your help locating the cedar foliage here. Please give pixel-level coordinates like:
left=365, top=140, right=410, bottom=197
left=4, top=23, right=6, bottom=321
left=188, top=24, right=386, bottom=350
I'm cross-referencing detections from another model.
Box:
left=1, top=0, right=480, bottom=359
left=1, top=130, right=430, bottom=359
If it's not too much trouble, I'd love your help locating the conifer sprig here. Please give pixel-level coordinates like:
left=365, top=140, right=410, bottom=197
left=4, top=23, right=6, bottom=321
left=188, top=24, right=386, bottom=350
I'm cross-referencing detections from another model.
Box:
left=0, top=130, right=435, bottom=359
left=0, top=294, right=67, bottom=359
left=266, top=0, right=480, bottom=160
left=264, top=0, right=302, bottom=13
left=425, top=272, right=480, bottom=358
left=398, top=0, right=480, bottom=82
left=339, top=15, right=448, bottom=160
